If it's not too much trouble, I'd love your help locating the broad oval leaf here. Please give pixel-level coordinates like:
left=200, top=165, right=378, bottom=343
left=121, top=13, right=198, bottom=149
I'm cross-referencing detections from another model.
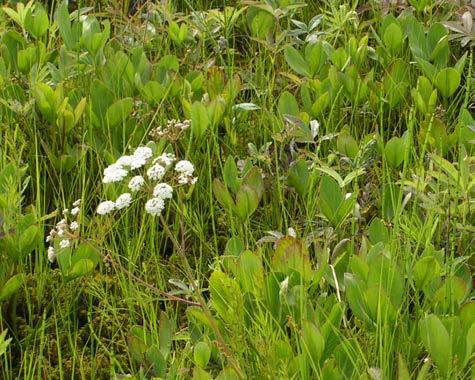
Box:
left=435, top=68, right=460, bottom=98
left=284, top=46, right=311, bottom=77
left=0, top=273, right=26, bottom=302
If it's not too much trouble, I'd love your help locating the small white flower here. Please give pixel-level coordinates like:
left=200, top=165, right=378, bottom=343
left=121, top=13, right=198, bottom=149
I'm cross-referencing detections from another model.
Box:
left=47, top=246, right=56, bottom=263
left=103, top=163, right=128, bottom=183
left=147, top=163, right=166, bottom=181
left=133, top=146, right=153, bottom=161
left=175, top=160, right=194, bottom=175
left=128, top=175, right=145, bottom=192
left=46, top=229, right=56, bottom=243
left=97, top=200, right=116, bottom=215
left=116, top=155, right=134, bottom=167
left=56, top=218, right=67, bottom=228
left=175, top=160, right=196, bottom=184
left=145, top=197, right=165, bottom=216
left=153, top=153, right=176, bottom=168
left=59, top=239, right=70, bottom=249
left=57, top=228, right=66, bottom=237
left=73, top=199, right=81, bottom=207
left=70, top=221, right=79, bottom=231
left=287, top=227, right=296, bottom=238
left=129, top=155, right=147, bottom=170
left=153, top=183, right=173, bottom=199
left=62, top=209, right=70, bottom=215
left=115, top=193, right=132, bottom=209
left=71, top=207, right=80, bottom=216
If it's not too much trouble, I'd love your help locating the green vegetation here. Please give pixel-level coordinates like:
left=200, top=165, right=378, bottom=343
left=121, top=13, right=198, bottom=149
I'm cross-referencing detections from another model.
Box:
left=0, top=0, right=474, bottom=378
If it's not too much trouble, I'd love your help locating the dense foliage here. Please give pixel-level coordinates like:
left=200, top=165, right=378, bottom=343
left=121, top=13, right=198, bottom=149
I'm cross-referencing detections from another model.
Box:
left=0, top=0, right=474, bottom=379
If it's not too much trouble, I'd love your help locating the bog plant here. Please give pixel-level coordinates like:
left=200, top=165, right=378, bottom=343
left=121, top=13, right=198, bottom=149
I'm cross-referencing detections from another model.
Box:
left=0, top=0, right=473, bottom=379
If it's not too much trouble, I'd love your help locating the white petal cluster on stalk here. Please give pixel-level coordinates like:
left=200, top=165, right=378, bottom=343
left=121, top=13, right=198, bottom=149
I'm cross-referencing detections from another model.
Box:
left=175, top=160, right=197, bottom=185
left=115, top=193, right=132, bottom=209
left=128, top=175, right=145, bottom=192
left=146, top=163, right=166, bottom=181
left=59, top=239, right=71, bottom=248
left=133, top=146, right=153, bottom=161
left=70, top=221, right=79, bottom=231
left=153, top=183, right=173, bottom=199
left=97, top=200, right=116, bottom=215
left=46, top=199, right=81, bottom=263
left=145, top=197, right=165, bottom=216
left=96, top=144, right=197, bottom=218
left=153, top=153, right=176, bottom=168
left=103, top=163, right=128, bottom=183
left=47, top=246, right=56, bottom=263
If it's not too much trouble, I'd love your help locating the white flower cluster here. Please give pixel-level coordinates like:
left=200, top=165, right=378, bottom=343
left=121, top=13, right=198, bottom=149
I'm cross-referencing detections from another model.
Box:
left=97, top=146, right=197, bottom=217
left=46, top=199, right=81, bottom=263
left=175, top=160, right=198, bottom=185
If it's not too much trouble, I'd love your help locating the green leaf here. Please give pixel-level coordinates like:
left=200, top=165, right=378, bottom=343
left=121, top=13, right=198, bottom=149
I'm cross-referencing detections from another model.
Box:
left=223, top=156, right=240, bottom=194
left=310, top=92, right=330, bottom=116
left=141, top=81, right=165, bottom=104
left=344, top=273, right=371, bottom=324
left=158, top=312, right=173, bottom=358
left=194, top=341, right=211, bottom=368
left=382, top=183, right=401, bottom=221
left=0, top=273, right=26, bottom=302
left=319, top=176, right=343, bottom=225
left=287, top=160, right=309, bottom=197
left=0, top=329, right=12, bottom=356
left=278, top=91, right=299, bottom=116
left=19, top=224, right=38, bottom=258
left=237, top=250, right=263, bottom=293
left=434, top=276, right=468, bottom=313
left=284, top=46, right=311, bottom=77
left=193, top=367, right=212, bottom=380
left=248, top=8, right=274, bottom=39
left=419, top=314, right=451, bottom=376
left=216, top=368, right=240, bottom=380
left=301, top=320, right=325, bottom=368
left=384, top=136, right=406, bottom=168
left=364, top=286, right=397, bottom=322
left=435, top=68, right=460, bottom=98
left=105, top=98, right=134, bottom=128
left=66, top=259, right=95, bottom=281
left=413, top=256, right=440, bottom=289
left=24, top=5, right=49, bottom=39
left=146, top=345, right=166, bottom=377
left=368, top=218, right=389, bottom=245
left=191, top=101, right=210, bottom=139
left=397, top=354, right=411, bottom=380
left=383, top=23, right=403, bottom=54
left=243, top=167, right=264, bottom=197
left=349, top=255, right=369, bottom=282
left=212, top=179, right=235, bottom=210
left=336, top=132, right=359, bottom=159
left=235, top=185, right=259, bottom=221
left=271, top=237, right=313, bottom=281
left=57, top=1, right=78, bottom=50
left=209, top=270, right=243, bottom=324
left=305, top=42, right=325, bottom=76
